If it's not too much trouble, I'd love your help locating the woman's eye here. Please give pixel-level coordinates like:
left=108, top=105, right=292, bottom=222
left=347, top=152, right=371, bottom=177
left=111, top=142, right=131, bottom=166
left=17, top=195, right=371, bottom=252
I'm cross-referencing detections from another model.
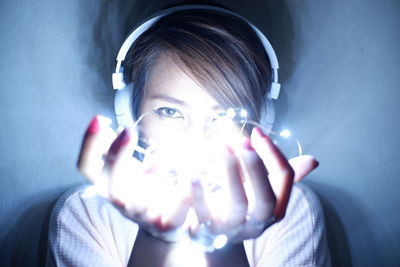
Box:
left=154, top=107, right=183, bottom=119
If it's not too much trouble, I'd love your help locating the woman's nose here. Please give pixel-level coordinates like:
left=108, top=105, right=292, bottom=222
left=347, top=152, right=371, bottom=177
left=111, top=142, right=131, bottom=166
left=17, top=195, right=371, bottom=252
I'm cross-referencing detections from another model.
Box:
left=185, top=117, right=217, bottom=141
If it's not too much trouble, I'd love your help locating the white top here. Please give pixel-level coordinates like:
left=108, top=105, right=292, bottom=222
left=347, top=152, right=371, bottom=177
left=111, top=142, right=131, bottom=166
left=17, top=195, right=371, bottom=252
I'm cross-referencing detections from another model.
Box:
left=46, top=183, right=331, bottom=266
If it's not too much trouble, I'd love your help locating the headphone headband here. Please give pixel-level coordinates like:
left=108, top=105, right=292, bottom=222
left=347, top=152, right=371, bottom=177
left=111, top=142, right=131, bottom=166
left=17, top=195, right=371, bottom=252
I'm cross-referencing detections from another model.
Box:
left=112, top=5, right=280, bottom=130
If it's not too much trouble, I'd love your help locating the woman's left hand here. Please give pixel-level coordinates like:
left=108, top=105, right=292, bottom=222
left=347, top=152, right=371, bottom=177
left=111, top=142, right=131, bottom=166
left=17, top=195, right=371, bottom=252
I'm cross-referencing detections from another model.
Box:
left=190, top=127, right=319, bottom=244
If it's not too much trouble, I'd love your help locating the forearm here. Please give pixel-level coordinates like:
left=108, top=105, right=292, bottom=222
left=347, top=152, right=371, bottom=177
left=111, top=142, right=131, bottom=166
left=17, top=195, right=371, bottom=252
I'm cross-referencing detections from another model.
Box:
left=127, top=228, right=178, bottom=267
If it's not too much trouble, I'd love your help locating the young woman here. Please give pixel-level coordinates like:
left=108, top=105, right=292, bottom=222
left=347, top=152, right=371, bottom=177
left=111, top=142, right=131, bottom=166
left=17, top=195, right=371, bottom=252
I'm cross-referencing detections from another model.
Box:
left=47, top=4, right=330, bottom=267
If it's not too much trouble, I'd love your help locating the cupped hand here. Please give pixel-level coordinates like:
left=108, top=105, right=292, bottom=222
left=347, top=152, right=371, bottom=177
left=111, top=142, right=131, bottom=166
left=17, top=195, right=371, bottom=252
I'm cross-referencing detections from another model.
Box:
left=190, top=127, right=319, bottom=244
left=77, top=116, right=191, bottom=238
left=77, top=117, right=318, bottom=245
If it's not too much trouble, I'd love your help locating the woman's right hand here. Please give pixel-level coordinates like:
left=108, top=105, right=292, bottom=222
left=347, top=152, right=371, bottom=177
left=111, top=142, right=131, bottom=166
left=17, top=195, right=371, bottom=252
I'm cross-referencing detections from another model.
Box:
left=77, top=116, right=191, bottom=239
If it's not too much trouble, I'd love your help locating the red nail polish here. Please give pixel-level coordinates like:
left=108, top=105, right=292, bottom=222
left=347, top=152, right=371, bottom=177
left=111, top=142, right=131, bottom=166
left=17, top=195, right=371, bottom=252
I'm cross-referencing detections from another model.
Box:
left=109, top=129, right=130, bottom=155
left=111, top=196, right=126, bottom=209
left=87, top=116, right=100, bottom=134
left=243, top=138, right=255, bottom=151
left=254, top=127, right=267, bottom=138
left=225, top=145, right=236, bottom=156
left=117, top=129, right=130, bottom=145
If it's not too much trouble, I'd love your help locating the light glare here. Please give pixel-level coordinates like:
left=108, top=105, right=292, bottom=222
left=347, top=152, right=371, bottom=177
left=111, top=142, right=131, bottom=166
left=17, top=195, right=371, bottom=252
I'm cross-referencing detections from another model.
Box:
left=213, top=234, right=228, bottom=249
left=279, top=129, right=291, bottom=138
left=226, top=108, right=236, bottom=118
left=240, top=109, right=248, bottom=118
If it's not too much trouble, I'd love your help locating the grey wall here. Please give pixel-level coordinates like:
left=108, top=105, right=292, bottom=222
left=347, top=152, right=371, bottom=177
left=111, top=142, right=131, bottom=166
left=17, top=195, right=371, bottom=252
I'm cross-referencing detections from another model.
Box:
left=1, top=0, right=399, bottom=266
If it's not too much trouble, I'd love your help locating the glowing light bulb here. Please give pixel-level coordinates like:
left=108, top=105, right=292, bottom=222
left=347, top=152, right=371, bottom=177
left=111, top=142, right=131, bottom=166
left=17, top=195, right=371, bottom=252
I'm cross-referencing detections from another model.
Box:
left=213, top=234, right=228, bottom=249
left=279, top=129, right=291, bottom=138
left=240, top=109, right=248, bottom=118
left=226, top=108, right=236, bottom=119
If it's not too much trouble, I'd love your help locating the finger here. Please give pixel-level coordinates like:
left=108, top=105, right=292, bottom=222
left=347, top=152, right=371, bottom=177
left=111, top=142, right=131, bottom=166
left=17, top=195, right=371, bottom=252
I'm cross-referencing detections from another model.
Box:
left=241, top=139, right=276, bottom=221
left=223, top=146, right=248, bottom=228
left=157, top=194, right=191, bottom=232
left=104, top=128, right=140, bottom=174
left=192, top=178, right=213, bottom=224
left=118, top=171, right=153, bottom=223
left=289, top=155, right=319, bottom=183
left=103, top=128, right=131, bottom=174
left=77, top=116, right=116, bottom=182
left=144, top=175, right=192, bottom=232
left=104, top=129, right=145, bottom=209
left=250, top=127, right=294, bottom=221
left=234, top=215, right=276, bottom=241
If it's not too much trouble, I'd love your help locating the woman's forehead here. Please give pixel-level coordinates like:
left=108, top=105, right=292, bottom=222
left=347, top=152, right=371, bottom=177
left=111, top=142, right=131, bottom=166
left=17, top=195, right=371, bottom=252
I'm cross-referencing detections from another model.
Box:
left=146, top=54, right=221, bottom=109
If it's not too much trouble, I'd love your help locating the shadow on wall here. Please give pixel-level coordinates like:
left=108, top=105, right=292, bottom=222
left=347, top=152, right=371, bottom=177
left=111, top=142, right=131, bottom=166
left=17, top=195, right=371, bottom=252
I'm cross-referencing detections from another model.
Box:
left=76, top=0, right=163, bottom=108
left=307, top=177, right=400, bottom=266
left=306, top=181, right=353, bottom=267
left=233, top=0, right=296, bottom=124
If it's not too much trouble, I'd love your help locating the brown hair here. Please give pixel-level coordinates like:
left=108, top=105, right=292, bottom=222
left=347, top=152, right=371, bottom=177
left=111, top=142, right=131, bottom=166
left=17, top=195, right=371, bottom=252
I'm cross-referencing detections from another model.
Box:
left=125, top=8, right=272, bottom=126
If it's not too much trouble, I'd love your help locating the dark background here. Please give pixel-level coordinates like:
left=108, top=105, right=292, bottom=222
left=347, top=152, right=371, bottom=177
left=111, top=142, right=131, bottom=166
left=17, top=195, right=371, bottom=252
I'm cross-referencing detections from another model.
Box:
left=1, top=0, right=399, bottom=266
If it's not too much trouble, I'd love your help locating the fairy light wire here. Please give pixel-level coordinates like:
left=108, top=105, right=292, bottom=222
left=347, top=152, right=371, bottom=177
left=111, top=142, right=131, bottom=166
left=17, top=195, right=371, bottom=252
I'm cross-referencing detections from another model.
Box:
left=86, top=108, right=302, bottom=252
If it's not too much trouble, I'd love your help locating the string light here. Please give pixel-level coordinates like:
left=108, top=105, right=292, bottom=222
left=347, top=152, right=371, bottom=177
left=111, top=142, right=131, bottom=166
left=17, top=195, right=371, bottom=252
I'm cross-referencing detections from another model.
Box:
left=85, top=109, right=303, bottom=252
left=279, top=129, right=291, bottom=138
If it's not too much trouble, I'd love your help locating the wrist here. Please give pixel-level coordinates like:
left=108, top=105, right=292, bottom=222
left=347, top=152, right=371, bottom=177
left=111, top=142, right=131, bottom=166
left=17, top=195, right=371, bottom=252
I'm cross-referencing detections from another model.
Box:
left=141, top=225, right=187, bottom=243
left=205, top=242, right=249, bottom=267
left=139, top=227, right=183, bottom=247
left=128, top=228, right=181, bottom=267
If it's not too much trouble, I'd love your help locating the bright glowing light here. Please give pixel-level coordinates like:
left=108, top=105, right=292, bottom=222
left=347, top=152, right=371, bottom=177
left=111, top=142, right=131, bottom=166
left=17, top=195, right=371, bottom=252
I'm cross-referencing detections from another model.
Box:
left=240, top=109, right=248, bottom=118
left=170, top=238, right=207, bottom=267
left=96, top=108, right=302, bottom=251
left=213, top=234, right=228, bottom=249
left=279, top=129, right=291, bottom=138
left=226, top=108, right=236, bottom=119
left=132, top=109, right=250, bottom=228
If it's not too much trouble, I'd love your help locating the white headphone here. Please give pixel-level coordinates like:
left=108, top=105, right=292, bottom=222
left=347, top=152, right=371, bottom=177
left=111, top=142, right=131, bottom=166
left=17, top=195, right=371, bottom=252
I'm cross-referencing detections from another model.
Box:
left=112, top=4, right=281, bottom=131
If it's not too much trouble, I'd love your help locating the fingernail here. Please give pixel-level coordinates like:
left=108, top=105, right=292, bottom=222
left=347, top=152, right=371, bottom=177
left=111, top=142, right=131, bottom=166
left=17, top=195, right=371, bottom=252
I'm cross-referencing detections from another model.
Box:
left=110, top=196, right=126, bottom=209
left=117, top=129, right=130, bottom=145
left=87, top=116, right=100, bottom=134
left=87, top=115, right=112, bottom=134
left=243, top=138, right=255, bottom=151
left=109, top=129, right=130, bottom=155
left=225, top=145, right=236, bottom=156
left=315, top=160, right=320, bottom=168
left=254, top=127, right=267, bottom=138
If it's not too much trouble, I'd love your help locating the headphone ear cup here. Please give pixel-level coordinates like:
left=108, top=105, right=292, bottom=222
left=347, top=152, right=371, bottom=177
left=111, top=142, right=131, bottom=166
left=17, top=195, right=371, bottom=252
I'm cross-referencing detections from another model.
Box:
left=114, top=83, right=143, bottom=159
left=114, top=83, right=135, bottom=128
left=259, top=97, right=275, bottom=133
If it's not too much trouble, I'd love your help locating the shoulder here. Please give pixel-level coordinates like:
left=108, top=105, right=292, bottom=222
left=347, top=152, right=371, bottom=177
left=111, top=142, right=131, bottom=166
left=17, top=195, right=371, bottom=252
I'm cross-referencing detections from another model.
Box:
left=46, top=185, right=138, bottom=266
left=286, top=183, right=325, bottom=226
left=245, top=183, right=331, bottom=267
left=48, top=186, right=123, bottom=238
left=262, top=183, right=326, bottom=241
left=49, top=185, right=121, bottom=225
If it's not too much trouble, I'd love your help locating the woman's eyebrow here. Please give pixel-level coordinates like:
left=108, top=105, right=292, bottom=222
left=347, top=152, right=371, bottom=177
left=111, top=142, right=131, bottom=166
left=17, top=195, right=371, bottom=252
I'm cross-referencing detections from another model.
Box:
left=149, top=94, right=187, bottom=106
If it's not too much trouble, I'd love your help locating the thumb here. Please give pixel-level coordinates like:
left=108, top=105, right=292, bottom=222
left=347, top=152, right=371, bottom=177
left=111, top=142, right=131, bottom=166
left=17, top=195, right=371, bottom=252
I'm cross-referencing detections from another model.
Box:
left=288, top=155, right=319, bottom=183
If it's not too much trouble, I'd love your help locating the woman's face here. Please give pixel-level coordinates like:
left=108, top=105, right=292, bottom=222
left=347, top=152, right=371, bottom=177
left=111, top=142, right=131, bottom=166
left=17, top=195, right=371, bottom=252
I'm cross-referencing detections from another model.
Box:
left=137, top=53, right=247, bottom=178
left=138, top=54, right=226, bottom=149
